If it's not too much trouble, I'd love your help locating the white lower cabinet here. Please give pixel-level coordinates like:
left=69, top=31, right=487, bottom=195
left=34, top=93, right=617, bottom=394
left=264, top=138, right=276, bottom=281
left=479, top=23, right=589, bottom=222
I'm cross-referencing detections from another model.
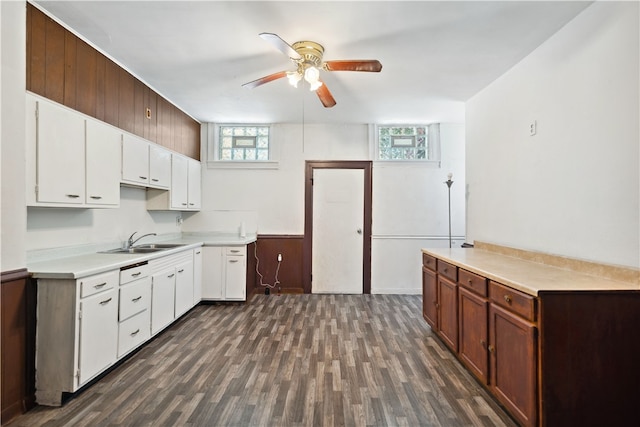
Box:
left=151, top=267, right=176, bottom=335
left=175, top=260, right=194, bottom=317
left=78, top=288, right=119, bottom=385
left=202, top=245, right=246, bottom=301
left=118, top=276, right=152, bottom=358
left=193, top=248, right=203, bottom=303
left=34, top=247, right=201, bottom=407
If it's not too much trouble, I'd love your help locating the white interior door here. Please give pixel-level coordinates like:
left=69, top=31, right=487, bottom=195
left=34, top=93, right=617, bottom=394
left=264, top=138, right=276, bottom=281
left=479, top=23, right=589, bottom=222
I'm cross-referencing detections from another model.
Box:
left=312, top=168, right=364, bottom=294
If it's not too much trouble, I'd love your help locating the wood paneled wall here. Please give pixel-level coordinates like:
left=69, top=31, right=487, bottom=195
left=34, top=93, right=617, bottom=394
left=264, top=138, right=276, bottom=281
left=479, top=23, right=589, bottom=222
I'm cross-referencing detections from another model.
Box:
left=1, top=270, right=36, bottom=425
left=26, top=3, right=200, bottom=160
left=247, top=236, right=305, bottom=298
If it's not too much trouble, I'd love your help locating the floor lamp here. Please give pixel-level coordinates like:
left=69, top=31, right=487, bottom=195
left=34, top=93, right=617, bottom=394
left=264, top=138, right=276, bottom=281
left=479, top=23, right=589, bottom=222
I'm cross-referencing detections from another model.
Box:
left=445, top=173, right=453, bottom=248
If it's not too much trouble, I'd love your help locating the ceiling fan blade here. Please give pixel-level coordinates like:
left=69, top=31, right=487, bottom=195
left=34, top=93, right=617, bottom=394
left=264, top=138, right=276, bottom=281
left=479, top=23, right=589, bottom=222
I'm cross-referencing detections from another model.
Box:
left=324, top=60, right=383, bottom=72
left=259, top=33, right=302, bottom=60
left=316, top=81, right=337, bottom=108
left=242, top=71, right=288, bottom=89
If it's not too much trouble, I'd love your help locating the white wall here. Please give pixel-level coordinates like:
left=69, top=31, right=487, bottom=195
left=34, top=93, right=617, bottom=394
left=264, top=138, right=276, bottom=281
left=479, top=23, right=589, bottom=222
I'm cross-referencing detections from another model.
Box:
left=186, top=122, right=466, bottom=294
left=1, top=0, right=27, bottom=271
left=466, top=2, right=639, bottom=268
left=26, top=187, right=182, bottom=251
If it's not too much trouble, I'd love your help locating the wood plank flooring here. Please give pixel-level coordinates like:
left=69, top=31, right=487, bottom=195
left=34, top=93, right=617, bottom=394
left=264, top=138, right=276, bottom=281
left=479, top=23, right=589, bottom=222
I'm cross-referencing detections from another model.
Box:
left=8, top=295, right=518, bottom=427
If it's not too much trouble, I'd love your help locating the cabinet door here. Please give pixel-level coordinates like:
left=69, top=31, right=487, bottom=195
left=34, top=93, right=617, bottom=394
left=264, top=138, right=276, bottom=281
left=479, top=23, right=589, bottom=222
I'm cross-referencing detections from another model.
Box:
left=187, top=159, right=201, bottom=210
left=149, top=144, right=171, bottom=189
left=86, top=120, right=121, bottom=206
left=170, top=154, right=189, bottom=209
left=193, top=248, right=203, bottom=304
left=225, top=253, right=246, bottom=301
left=458, top=287, right=489, bottom=383
left=489, top=304, right=537, bottom=427
left=36, top=98, right=86, bottom=204
left=422, top=267, right=438, bottom=330
left=174, top=260, right=194, bottom=317
left=151, top=268, right=176, bottom=335
left=201, top=247, right=223, bottom=300
left=78, top=288, right=118, bottom=385
left=121, top=133, right=149, bottom=185
left=437, top=276, right=458, bottom=352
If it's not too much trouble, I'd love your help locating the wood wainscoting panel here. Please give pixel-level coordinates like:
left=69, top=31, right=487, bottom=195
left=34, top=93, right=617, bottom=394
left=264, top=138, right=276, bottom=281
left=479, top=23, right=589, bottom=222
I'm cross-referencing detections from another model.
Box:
left=1, top=269, right=36, bottom=425
left=247, top=235, right=304, bottom=298
left=26, top=3, right=201, bottom=161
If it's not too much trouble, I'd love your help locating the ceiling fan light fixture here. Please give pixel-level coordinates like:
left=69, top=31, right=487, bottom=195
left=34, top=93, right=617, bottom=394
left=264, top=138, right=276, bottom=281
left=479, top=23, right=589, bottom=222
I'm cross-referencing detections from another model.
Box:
left=286, top=71, right=302, bottom=88
left=304, top=66, right=322, bottom=91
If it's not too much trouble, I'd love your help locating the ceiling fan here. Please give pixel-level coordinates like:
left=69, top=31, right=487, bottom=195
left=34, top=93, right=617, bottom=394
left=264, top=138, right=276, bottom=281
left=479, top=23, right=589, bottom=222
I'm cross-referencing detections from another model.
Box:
left=242, top=33, right=383, bottom=108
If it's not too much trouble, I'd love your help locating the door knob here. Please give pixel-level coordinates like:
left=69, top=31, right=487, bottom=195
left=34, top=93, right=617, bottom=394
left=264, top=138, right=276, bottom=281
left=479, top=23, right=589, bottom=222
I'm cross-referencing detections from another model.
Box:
left=357, top=228, right=362, bottom=234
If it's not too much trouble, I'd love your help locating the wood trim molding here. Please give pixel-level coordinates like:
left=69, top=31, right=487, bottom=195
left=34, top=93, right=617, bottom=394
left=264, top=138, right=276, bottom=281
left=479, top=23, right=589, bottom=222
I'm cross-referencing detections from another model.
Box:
left=303, top=161, right=373, bottom=294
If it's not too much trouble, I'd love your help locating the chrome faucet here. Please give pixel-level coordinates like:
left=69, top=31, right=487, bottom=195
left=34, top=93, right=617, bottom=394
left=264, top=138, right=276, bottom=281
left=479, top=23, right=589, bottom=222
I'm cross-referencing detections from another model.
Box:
left=126, top=232, right=157, bottom=248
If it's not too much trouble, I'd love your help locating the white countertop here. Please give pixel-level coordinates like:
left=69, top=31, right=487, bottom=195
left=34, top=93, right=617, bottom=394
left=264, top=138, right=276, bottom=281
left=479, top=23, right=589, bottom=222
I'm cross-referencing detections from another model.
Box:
left=422, top=248, right=639, bottom=296
left=28, top=232, right=257, bottom=280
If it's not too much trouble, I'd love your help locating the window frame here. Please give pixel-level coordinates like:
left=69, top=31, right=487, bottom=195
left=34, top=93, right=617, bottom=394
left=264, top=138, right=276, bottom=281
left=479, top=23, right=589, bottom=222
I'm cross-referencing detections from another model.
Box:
left=371, top=123, right=441, bottom=164
left=206, top=123, right=278, bottom=169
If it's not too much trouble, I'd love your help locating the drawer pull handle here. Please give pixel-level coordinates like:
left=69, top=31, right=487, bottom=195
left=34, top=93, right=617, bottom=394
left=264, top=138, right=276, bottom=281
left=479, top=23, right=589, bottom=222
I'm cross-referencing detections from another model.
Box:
left=139, top=176, right=147, bottom=180
left=131, top=272, right=141, bottom=277
left=132, top=296, right=142, bottom=302
left=99, top=297, right=112, bottom=305
left=66, top=194, right=80, bottom=198
left=504, top=295, right=512, bottom=304
left=168, top=273, right=175, bottom=278
left=90, top=195, right=103, bottom=200
left=230, top=250, right=240, bottom=253
left=94, top=282, right=107, bottom=288
left=178, top=269, right=184, bottom=273
left=443, top=268, right=448, bottom=273
left=130, top=329, right=140, bottom=336
left=468, top=279, right=473, bottom=284
left=196, top=251, right=201, bottom=254
left=151, top=178, right=159, bottom=182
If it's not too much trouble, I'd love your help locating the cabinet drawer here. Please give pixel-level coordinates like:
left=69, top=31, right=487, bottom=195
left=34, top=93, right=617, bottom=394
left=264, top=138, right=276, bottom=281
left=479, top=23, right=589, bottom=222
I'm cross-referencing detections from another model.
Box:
left=225, top=246, right=245, bottom=256
left=80, top=270, right=119, bottom=298
left=118, top=309, right=151, bottom=358
left=119, top=277, right=151, bottom=321
left=120, top=263, right=150, bottom=284
left=489, top=281, right=536, bottom=322
left=437, top=260, right=457, bottom=282
left=422, top=253, right=436, bottom=271
left=458, top=269, right=487, bottom=297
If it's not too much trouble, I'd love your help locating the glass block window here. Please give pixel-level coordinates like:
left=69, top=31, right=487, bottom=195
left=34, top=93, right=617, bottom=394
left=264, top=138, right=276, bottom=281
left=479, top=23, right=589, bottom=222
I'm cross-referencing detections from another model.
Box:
left=219, top=125, right=270, bottom=161
left=378, top=126, right=429, bottom=160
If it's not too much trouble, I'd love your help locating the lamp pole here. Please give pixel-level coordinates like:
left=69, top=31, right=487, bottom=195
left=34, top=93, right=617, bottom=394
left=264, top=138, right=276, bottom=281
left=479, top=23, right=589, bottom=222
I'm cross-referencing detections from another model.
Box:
left=445, top=173, right=453, bottom=248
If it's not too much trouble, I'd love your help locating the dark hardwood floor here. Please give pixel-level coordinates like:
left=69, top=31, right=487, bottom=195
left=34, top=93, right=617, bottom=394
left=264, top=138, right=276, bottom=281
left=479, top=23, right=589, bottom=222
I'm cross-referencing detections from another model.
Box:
left=7, top=295, right=517, bottom=427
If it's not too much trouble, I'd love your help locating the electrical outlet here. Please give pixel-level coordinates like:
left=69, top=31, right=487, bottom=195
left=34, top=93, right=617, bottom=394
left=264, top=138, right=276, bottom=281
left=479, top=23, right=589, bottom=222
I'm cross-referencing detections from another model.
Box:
left=277, top=253, right=282, bottom=262
left=529, top=120, right=537, bottom=136
left=176, top=215, right=183, bottom=226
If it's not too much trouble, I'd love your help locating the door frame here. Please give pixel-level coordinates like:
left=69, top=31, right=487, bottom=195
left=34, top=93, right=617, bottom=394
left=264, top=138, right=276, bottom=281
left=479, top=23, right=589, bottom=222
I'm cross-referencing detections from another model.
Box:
left=303, top=160, right=373, bottom=294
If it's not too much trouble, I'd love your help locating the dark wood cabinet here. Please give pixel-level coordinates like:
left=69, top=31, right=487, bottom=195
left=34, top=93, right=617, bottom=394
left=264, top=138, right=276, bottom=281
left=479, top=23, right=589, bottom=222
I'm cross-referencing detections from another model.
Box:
left=489, top=304, right=537, bottom=427
left=458, top=286, right=488, bottom=383
left=437, top=275, right=458, bottom=352
left=421, top=267, right=437, bottom=329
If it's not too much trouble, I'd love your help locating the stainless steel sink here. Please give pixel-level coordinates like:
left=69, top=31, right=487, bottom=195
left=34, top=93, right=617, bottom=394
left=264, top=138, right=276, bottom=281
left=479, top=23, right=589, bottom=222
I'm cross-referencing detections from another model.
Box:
left=133, top=243, right=186, bottom=249
left=99, top=243, right=186, bottom=254
left=99, top=247, right=166, bottom=254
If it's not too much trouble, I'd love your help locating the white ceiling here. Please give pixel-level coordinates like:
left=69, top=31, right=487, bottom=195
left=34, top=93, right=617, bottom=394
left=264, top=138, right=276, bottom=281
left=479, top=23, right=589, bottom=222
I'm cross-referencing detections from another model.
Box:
left=34, top=1, right=591, bottom=125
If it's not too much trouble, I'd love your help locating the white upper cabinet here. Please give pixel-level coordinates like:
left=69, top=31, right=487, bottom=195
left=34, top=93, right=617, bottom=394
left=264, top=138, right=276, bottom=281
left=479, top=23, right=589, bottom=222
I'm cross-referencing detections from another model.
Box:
left=147, top=154, right=202, bottom=212
left=187, top=158, right=202, bottom=210
left=121, top=134, right=150, bottom=186
left=149, top=144, right=171, bottom=189
left=28, top=94, right=86, bottom=205
left=85, top=120, right=121, bottom=206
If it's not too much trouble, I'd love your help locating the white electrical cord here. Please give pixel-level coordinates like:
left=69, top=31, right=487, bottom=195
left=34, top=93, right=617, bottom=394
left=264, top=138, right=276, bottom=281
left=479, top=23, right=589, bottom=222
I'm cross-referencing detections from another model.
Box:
left=253, top=241, right=281, bottom=289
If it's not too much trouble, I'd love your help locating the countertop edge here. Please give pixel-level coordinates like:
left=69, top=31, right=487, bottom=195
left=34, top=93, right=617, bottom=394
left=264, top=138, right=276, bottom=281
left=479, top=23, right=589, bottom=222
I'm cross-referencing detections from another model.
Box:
left=422, top=248, right=640, bottom=296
